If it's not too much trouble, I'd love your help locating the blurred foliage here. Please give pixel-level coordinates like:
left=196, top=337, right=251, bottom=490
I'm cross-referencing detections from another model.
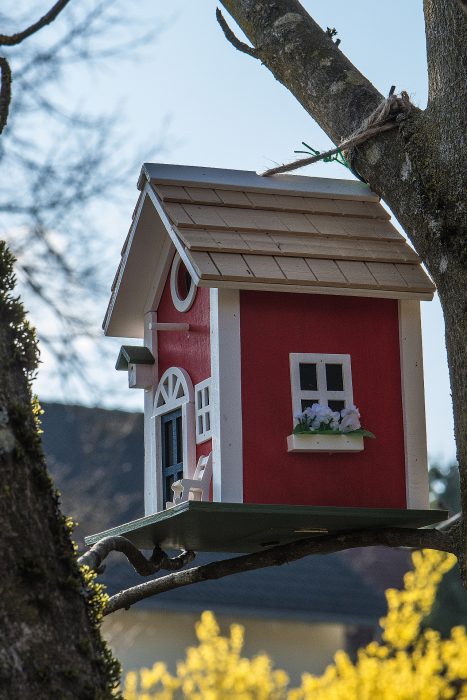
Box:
left=427, top=460, right=467, bottom=635
left=123, top=550, right=467, bottom=699
left=429, top=461, right=461, bottom=514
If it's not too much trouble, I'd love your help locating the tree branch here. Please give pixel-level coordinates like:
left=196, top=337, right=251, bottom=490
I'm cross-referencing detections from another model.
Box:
left=0, top=0, right=72, bottom=47
left=216, top=8, right=260, bottom=59
left=217, top=1, right=467, bottom=586
left=103, top=525, right=456, bottom=616
left=216, top=0, right=427, bottom=245
left=78, top=535, right=195, bottom=576
left=0, top=57, right=11, bottom=135
left=437, top=512, right=462, bottom=531
left=220, top=0, right=383, bottom=141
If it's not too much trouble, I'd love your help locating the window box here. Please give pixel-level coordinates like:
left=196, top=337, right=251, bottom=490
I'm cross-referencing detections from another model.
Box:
left=287, top=432, right=364, bottom=453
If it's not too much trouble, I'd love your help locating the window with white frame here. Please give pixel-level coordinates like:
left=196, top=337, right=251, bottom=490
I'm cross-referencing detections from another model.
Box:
left=195, top=378, right=212, bottom=444
left=153, top=366, right=195, bottom=511
left=290, top=353, right=354, bottom=420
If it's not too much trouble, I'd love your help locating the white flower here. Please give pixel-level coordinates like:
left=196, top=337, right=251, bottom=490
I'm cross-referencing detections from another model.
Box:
left=341, top=404, right=360, bottom=419
left=339, top=406, right=361, bottom=433
left=330, top=413, right=340, bottom=431
left=307, top=404, right=338, bottom=429
left=304, top=403, right=320, bottom=419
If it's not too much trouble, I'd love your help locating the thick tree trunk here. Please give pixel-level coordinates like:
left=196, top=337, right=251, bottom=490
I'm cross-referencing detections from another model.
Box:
left=221, top=0, right=467, bottom=574
left=0, top=244, right=117, bottom=699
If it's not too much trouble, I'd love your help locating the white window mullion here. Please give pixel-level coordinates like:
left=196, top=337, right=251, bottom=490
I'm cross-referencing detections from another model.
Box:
left=342, top=362, right=353, bottom=399
left=316, top=361, right=327, bottom=405
left=195, top=378, right=212, bottom=444
left=290, top=353, right=354, bottom=422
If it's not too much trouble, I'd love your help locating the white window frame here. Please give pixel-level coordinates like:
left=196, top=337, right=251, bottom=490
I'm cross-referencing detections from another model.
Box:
left=170, top=252, right=197, bottom=312
left=152, top=366, right=195, bottom=512
left=290, top=353, right=354, bottom=421
left=195, top=378, right=212, bottom=444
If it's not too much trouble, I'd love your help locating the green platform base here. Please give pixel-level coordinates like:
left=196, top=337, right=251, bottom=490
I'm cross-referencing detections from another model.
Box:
left=84, top=502, right=448, bottom=553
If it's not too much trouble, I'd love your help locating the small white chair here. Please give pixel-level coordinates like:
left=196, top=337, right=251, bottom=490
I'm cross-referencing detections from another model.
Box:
left=168, top=452, right=213, bottom=507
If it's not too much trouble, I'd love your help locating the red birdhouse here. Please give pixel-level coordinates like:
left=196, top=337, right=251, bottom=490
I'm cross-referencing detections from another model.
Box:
left=86, top=164, right=445, bottom=553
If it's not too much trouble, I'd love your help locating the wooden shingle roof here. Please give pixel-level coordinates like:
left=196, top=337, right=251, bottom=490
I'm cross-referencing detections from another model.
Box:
left=149, top=166, right=433, bottom=296
left=104, top=164, right=434, bottom=337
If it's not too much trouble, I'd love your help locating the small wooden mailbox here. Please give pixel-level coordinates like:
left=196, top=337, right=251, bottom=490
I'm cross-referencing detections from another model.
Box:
left=86, top=163, right=446, bottom=552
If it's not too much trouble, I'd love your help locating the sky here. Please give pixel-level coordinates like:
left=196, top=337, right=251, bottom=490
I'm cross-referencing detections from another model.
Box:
left=30, top=1, right=456, bottom=464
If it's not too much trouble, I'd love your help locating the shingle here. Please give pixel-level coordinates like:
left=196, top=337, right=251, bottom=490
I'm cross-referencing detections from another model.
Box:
left=108, top=167, right=435, bottom=313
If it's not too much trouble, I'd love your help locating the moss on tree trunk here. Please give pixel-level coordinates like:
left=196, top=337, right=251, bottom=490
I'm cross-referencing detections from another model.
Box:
left=0, top=243, right=119, bottom=699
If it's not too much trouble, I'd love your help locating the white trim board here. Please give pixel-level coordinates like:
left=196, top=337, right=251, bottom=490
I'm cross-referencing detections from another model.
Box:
left=197, top=278, right=434, bottom=302
left=143, top=235, right=175, bottom=315
left=146, top=184, right=202, bottom=286
left=139, top=162, right=379, bottom=202
left=103, top=187, right=149, bottom=336
left=104, top=184, right=178, bottom=338
left=398, top=300, right=429, bottom=509
left=144, top=311, right=158, bottom=515
left=210, top=288, right=244, bottom=503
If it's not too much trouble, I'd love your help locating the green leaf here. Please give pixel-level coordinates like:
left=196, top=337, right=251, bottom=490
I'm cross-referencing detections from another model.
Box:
left=292, top=426, right=375, bottom=438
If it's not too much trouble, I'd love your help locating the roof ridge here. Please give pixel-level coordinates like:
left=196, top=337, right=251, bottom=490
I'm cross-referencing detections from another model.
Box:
left=140, top=162, right=380, bottom=202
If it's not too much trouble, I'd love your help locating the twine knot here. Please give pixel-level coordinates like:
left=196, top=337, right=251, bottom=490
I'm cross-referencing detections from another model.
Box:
left=263, top=88, right=412, bottom=177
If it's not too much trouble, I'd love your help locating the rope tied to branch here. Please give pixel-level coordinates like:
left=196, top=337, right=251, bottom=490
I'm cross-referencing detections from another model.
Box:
left=262, top=88, right=412, bottom=177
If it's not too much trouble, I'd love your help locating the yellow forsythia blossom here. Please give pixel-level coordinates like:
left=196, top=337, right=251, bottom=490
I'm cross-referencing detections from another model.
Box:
left=123, top=549, right=467, bottom=699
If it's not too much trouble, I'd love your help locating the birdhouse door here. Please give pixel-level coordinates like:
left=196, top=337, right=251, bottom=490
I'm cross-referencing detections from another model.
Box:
left=161, top=408, right=183, bottom=509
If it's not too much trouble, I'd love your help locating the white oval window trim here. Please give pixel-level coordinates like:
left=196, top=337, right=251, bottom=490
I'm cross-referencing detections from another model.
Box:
left=170, top=253, right=197, bottom=312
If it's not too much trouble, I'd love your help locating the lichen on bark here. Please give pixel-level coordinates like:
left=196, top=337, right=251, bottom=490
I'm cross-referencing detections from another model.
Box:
left=0, top=242, right=120, bottom=699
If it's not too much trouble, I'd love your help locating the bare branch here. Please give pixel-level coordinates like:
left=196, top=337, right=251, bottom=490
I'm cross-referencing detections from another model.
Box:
left=0, top=57, right=11, bottom=134
left=437, top=512, right=462, bottom=531
left=103, top=525, right=455, bottom=615
left=78, top=535, right=195, bottom=576
left=216, top=8, right=260, bottom=59
left=0, top=0, right=72, bottom=47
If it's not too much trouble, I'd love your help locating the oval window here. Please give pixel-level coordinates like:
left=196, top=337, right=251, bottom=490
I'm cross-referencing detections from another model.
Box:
left=170, top=253, right=197, bottom=312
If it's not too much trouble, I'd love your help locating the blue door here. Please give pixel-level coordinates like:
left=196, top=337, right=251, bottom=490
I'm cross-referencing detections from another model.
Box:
left=161, top=408, right=183, bottom=508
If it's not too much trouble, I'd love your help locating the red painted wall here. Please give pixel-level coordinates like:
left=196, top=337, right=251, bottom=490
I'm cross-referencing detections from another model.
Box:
left=240, top=291, right=406, bottom=509
left=157, top=276, right=212, bottom=462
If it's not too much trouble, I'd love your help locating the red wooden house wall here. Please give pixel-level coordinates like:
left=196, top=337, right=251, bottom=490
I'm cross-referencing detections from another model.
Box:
left=240, top=291, right=407, bottom=509
left=157, top=278, right=212, bottom=463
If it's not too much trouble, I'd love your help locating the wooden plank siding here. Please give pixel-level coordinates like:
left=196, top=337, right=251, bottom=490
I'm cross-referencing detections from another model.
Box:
left=149, top=181, right=434, bottom=296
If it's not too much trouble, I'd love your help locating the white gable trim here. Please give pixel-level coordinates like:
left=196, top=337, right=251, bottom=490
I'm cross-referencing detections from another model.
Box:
left=210, top=288, right=243, bottom=503
left=103, top=189, right=148, bottom=336
left=143, top=235, right=174, bottom=316
left=398, top=300, right=429, bottom=509
left=146, top=184, right=201, bottom=286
